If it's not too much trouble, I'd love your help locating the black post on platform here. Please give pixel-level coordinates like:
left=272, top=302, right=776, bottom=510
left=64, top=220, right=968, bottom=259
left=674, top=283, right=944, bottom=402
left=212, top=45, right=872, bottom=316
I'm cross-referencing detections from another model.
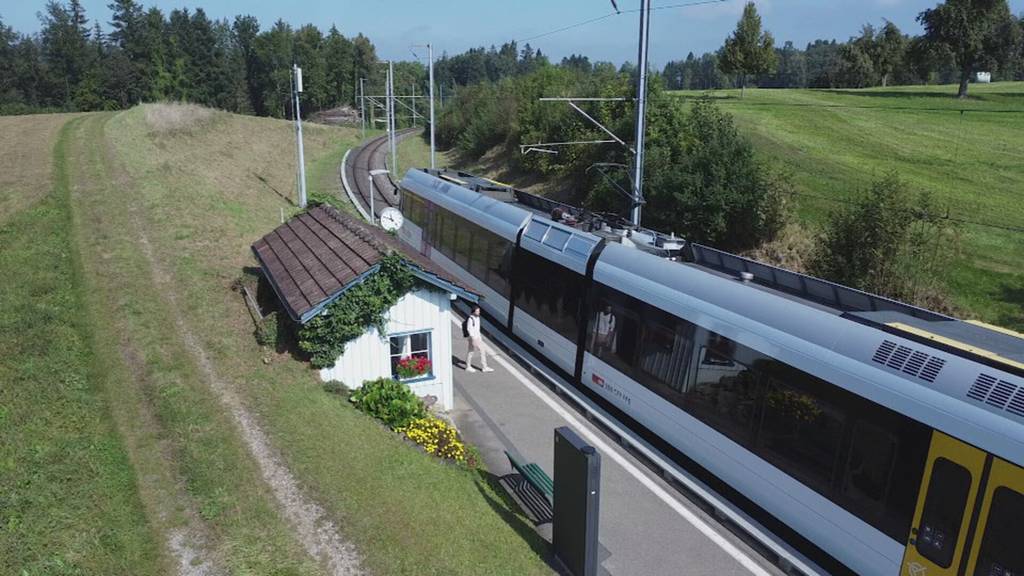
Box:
left=553, top=426, right=601, bottom=576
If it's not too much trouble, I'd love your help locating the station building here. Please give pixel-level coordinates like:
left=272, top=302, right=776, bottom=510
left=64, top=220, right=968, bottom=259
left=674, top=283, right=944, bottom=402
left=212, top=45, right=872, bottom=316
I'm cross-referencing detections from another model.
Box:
left=251, top=205, right=478, bottom=410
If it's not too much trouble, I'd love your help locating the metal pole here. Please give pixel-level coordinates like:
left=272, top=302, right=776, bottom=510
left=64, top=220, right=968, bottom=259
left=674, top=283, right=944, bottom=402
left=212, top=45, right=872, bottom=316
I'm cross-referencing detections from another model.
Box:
left=428, top=43, right=436, bottom=169
left=359, top=77, right=366, bottom=139
left=388, top=60, right=398, bottom=176
left=630, top=0, right=651, bottom=228
left=368, top=175, right=375, bottom=223
left=411, top=83, right=416, bottom=127
left=294, top=64, right=308, bottom=209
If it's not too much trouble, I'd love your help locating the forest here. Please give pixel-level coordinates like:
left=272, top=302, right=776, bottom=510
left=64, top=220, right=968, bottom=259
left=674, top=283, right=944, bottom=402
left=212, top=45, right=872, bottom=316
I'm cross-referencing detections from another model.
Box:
left=0, top=0, right=386, bottom=116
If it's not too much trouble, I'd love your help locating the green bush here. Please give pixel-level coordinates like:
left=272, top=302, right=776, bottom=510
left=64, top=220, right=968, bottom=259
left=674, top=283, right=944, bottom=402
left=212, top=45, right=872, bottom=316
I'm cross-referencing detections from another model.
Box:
left=322, top=380, right=350, bottom=396
left=810, top=172, right=959, bottom=313
left=641, top=97, right=789, bottom=250
left=255, top=312, right=279, bottom=346
left=298, top=254, right=416, bottom=368
left=350, top=377, right=427, bottom=429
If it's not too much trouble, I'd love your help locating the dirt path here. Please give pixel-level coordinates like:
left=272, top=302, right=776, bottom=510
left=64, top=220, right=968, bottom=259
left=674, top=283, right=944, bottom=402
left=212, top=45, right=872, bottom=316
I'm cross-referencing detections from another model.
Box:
left=66, top=113, right=222, bottom=576
left=91, top=112, right=365, bottom=575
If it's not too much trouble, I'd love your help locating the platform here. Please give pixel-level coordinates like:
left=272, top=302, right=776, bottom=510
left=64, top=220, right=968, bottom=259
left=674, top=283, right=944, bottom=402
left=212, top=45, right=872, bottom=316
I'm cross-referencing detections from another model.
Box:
left=448, top=319, right=786, bottom=576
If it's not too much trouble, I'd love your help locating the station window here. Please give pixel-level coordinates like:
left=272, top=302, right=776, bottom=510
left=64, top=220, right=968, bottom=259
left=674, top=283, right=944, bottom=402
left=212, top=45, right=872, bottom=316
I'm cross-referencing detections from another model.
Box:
left=972, top=486, right=1024, bottom=576
left=390, top=331, right=432, bottom=380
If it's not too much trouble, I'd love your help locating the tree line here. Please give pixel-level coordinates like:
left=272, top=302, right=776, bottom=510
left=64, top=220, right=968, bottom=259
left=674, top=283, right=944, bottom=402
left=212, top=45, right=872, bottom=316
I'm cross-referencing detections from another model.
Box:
left=664, top=0, right=1024, bottom=97
left=0, top=0, right=387, bottom=116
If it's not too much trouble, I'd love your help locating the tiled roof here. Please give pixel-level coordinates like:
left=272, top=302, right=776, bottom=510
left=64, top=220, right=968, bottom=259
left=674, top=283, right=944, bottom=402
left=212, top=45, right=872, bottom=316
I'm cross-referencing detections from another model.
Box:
left=252, top=205, right=475, bottom=323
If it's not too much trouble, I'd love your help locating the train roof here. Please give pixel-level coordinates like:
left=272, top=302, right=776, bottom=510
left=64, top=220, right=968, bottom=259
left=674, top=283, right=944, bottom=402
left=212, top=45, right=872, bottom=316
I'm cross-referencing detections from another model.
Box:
left=401, top=168, right=530, bottom=241
left=413, top=168, right=1022, bottom=372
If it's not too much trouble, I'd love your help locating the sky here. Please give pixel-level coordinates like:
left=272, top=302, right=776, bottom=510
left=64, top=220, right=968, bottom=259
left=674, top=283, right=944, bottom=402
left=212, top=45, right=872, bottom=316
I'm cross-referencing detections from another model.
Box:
left=4, top=0, right=1024, bottom=67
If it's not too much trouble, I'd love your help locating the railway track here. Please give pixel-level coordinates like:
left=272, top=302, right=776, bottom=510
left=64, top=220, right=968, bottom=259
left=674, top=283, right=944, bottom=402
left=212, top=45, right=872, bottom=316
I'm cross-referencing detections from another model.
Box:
left=343, top=128, right=419, bottom=219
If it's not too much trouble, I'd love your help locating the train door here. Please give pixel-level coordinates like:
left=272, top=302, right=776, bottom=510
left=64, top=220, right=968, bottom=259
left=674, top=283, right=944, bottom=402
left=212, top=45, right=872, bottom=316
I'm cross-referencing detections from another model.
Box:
left=961, top=457, right=1024, bottom=576
left=902, top=432, right=987, bottom=576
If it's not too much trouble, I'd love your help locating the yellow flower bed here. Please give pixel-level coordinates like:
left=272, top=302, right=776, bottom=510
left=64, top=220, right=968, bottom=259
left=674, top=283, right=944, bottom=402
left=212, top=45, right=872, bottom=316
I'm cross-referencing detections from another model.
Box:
left=398, top=416, right=466, bottom=463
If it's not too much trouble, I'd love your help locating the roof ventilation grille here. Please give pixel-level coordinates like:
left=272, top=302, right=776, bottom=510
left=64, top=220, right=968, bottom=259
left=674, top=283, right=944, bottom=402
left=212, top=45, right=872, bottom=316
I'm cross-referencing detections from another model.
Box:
left=967, top=374, right=997, bottom=402
left=986, top=380, right=1017, bottom=409
left=920, top=357, right=946, bottom=383
left=872, top=340, right=897, bottom=364
left=903, top=351, right=929, bottom=376
left=886, top=345, right=914, bottom=370
left=968, top=373, right=1024, bottom=418
left=872, top=339, right=947, bottom=384
left=1008, top=389, right=1024, bottom=418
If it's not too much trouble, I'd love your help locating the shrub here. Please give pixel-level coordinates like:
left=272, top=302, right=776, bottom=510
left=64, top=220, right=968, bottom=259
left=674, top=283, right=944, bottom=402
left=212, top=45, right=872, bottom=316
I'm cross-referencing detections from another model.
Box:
left=298, top=254, right=416, bottom=368
left=398, top=417, right=466, bottom=463
left=255, top=312, right=279, bottom=346
left=322, top=380, right=350, bottom=396
left=350, top=377, right=427, bottom=429
left=642, top=97, right=790, bottom=251
left=810, top=172, right=960, bottom=313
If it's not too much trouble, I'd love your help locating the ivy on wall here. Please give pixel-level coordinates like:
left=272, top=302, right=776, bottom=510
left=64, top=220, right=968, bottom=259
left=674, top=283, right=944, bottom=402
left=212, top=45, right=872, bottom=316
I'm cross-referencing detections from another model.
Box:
left=298, top=253, right=418, bottom=368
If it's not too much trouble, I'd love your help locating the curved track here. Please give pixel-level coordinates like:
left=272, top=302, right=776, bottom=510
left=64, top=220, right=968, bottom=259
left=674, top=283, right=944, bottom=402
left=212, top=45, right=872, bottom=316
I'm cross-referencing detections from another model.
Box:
left=344, top=128, right=419, bottom=219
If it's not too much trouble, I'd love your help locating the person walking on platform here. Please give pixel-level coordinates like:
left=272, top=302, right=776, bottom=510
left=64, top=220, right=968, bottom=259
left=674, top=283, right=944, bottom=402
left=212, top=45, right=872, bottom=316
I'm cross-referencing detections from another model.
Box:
left=463, top=306, right=494, bottom=373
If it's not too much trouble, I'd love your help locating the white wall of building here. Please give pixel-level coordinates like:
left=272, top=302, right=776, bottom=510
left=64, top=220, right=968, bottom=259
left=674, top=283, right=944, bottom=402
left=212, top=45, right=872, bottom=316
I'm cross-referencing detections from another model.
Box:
left=319, top=287, right=455, bottom=410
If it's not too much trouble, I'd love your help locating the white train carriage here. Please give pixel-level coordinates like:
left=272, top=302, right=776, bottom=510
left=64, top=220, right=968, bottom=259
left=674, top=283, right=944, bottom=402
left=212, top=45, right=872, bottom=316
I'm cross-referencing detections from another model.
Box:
left=399, top=168, right=1024, bottom=576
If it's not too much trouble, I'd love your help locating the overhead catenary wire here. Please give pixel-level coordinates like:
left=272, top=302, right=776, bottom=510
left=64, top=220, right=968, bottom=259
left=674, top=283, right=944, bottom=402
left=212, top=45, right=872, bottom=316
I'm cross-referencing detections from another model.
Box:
left=515, top=0, right=728, bottom=44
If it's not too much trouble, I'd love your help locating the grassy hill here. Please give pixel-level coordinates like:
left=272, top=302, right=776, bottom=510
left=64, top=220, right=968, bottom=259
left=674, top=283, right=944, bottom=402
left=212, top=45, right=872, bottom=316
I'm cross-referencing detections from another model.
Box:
left=669, top=82, right=1024, bottom=329
left=1, top=105, right=551, bottom=575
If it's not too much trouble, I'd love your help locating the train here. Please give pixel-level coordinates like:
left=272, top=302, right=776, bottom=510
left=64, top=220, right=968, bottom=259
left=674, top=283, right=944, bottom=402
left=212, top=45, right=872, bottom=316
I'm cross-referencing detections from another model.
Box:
left=396, top=167, right=1024, bottom=576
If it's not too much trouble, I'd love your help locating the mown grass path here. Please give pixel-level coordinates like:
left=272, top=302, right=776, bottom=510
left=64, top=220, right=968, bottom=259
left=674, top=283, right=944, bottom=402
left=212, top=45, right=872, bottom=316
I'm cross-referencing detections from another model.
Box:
left=68, top=111, right=325, bottom=575
left=0, top=115, right=164, bottom=575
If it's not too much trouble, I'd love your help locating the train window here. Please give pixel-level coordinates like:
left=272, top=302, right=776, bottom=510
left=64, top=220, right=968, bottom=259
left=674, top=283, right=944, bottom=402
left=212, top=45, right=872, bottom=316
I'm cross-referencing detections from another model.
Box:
left=443, top=212, right=457, bottom=260
left=433, top=210, right=449, bottom=257
left=514, top=250, right=584, bottom=342
left=427, top=204, right=439, bottom=245
left=588, top=289, right=642, bottom=376
left=636, top=321, right=691, bottom=393
left=758, top=373, right=846, bottom=495
left=469, top=229, right=489, bottom=280
left=454, top=222, right=471, bottom=268
left=486, top=235, right=512, bottom=299
left=916, top=457, right=972, bottom=568
left=841, top=420, right=898, bottom=515
left=543, top=227, right=571, bottom=250
left=682, top=341, right=762, bottom=448
left=972, top=487, right=1024, bottom=576
left=404, top=193, right=426, bottom=228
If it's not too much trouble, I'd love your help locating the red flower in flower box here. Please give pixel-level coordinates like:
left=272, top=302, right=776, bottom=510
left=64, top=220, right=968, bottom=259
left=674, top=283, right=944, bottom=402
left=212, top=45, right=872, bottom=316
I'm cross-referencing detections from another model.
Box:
left=395, top=355, right=432, bottom=379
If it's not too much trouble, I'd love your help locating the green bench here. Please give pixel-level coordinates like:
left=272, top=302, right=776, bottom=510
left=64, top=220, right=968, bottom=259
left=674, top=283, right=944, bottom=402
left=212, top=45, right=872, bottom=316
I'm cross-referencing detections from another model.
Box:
left=505, top=450, right=553, bottom=504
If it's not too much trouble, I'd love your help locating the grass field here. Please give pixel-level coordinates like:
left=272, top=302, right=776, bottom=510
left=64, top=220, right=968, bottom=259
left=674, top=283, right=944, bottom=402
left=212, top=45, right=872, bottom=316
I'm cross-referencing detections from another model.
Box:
left=2, top=104, right=551, bottom=575
left=0, top=117, right=164, bottom=574
left=669, top=82, right=1024, bottom=329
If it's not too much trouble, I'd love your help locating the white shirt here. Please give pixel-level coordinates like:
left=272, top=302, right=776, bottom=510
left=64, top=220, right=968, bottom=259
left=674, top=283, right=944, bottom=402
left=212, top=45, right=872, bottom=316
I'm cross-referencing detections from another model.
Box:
left=466, top=314, right=482, bottom=339
left=597, top=311, right=616, bottom=336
